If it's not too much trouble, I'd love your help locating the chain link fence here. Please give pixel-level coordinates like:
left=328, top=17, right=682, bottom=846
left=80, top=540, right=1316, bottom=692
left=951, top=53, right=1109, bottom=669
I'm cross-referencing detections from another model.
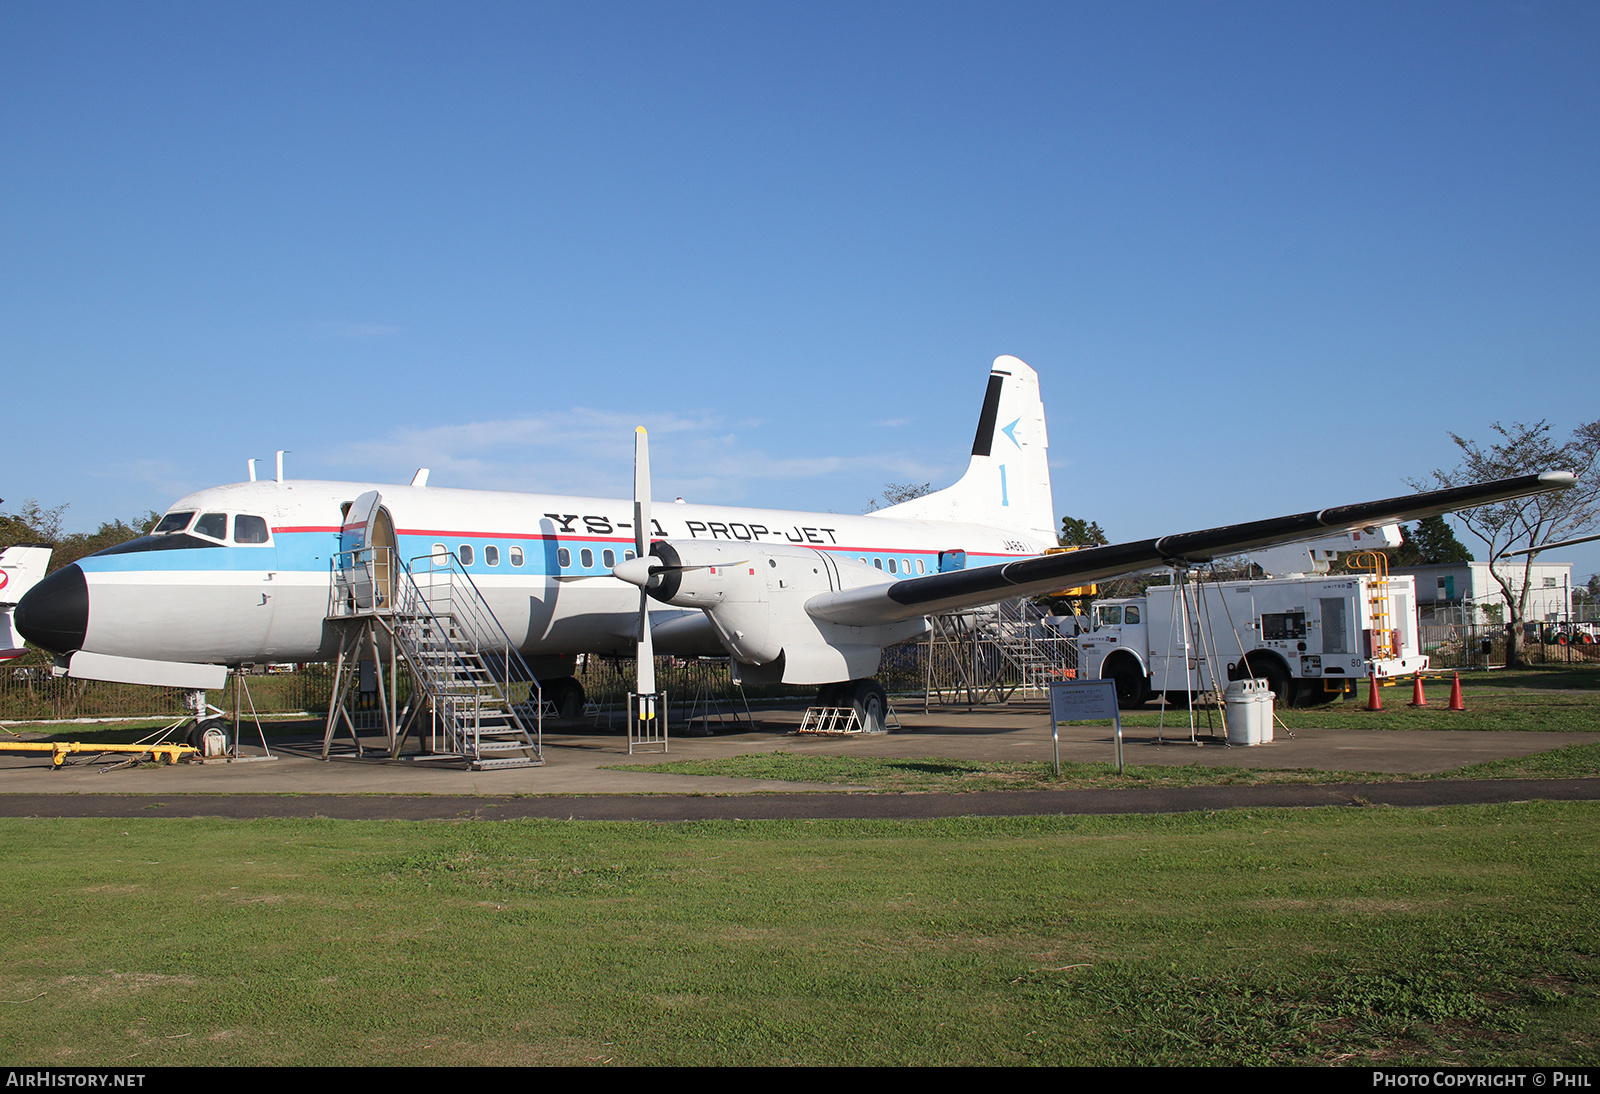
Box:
left=1420, top=623, right=1600, bottom=669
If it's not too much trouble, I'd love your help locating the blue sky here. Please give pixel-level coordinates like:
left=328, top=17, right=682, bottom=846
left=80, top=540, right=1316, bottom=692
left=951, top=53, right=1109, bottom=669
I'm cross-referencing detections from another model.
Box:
left=4, top=2, right=1597, bottom=579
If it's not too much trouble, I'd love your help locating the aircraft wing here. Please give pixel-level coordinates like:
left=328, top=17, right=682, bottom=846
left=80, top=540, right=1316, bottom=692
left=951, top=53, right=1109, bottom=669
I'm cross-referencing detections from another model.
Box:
left=806, top=471, right=1576, bottom=627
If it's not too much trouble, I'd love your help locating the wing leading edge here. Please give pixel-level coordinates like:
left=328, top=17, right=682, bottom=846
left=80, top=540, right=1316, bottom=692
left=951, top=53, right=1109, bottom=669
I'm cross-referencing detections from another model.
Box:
left=806, top=471, right=1576, bottom=627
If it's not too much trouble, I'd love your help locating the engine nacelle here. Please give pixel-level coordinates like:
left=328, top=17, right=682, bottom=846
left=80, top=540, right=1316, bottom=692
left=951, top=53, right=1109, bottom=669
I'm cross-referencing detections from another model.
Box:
left=644, top=540, right=927, bottom=682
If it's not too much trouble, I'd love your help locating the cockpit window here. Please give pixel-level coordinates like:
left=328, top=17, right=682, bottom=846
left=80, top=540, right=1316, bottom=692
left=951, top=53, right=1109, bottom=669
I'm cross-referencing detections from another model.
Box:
left=193, top=513, right=228, bottom=540
left=234, top=515, right=270, bottom=544
left=153, top=511, right=195, bottom=534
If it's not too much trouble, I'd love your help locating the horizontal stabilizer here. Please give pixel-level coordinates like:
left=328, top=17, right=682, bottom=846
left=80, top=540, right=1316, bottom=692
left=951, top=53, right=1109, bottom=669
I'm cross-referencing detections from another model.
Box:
left=67, top=651, right=229, bottom=690
left=0, top=544, right=54, bottom=659
left=808, top=471, right=1575, bottom=626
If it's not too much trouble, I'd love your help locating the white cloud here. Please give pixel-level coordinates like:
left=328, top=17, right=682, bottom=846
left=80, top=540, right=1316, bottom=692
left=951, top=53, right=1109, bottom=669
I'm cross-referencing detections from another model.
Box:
left=316, top=406, right=953, bottom=508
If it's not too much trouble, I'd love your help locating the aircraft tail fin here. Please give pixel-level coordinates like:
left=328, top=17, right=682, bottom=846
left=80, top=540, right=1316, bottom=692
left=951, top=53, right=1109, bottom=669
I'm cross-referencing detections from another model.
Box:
left=872, top=356, right=1055, bottom=542
left=0, top=544, right=53, bottom=660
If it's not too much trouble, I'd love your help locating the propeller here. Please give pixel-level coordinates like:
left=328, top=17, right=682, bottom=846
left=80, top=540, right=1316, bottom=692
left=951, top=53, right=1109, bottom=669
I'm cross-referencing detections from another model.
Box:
left=632, top=427, right=656, bottom=700
left=613, top=554, right=748, bottom=587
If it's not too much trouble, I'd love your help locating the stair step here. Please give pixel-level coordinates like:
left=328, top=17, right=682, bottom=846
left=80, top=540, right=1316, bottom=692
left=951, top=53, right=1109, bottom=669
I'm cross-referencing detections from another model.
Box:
left=470, top=757, right=545, bottom=770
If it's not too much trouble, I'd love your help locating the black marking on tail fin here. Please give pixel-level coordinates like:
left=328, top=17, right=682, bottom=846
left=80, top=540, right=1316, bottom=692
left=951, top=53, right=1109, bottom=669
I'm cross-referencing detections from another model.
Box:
left=971, top=374, right=1005, bottom=456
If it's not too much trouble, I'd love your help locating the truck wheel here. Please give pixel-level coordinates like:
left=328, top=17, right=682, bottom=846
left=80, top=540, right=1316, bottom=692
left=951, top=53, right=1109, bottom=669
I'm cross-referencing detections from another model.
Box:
left=1298, top=684, right=1341, bottom=707
left=1104, top=659, right=1149, bottom=708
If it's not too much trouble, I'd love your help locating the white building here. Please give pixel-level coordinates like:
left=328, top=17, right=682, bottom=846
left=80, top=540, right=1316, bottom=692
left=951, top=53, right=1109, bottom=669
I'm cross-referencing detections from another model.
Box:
left=1392, top=560, right=1574, bottom=624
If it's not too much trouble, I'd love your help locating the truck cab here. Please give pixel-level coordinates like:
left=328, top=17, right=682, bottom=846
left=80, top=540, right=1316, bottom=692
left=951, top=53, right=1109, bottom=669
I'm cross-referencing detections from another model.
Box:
left=1075, top=598, right=1151, bottom=706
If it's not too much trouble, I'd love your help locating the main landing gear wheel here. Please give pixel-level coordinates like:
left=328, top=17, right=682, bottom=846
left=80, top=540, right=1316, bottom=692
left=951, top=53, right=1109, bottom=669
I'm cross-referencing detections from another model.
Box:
left=815, top=682, right=847, bottom=709
left=547, top=678, right=585, bottom=720
left=845, top=679, right=888, bottom=732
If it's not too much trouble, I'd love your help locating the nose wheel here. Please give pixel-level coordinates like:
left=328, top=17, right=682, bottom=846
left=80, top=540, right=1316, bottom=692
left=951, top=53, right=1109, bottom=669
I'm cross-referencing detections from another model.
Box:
left=185, top=717, right=230, bottom=757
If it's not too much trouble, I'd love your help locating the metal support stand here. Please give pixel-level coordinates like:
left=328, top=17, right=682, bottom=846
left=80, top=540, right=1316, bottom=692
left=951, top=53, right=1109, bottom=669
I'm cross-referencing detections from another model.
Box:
left=231, top=671, right=274, bottom=760
left=628, top=691, right=668, bottom=754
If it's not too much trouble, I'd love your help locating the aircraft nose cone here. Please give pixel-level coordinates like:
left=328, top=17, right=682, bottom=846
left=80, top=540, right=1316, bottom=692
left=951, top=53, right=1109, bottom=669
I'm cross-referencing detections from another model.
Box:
left=14, top=563, right=88, bottom=654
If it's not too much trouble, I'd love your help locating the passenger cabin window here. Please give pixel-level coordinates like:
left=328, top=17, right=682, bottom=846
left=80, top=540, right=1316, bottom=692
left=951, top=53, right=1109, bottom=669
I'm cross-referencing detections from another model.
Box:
left=580, top=548, right=594, bottom=568
left=510, top=546, right=524, bottom=566
left=873, top=558, right=883, bottom=570
left=193, top=513, right=228, bottom=540
left=915, top=559, right=926, bottom=575
left=557, top=547, right=571, bottom=568
left=432, top=544, right=449, bottom=567
left=602, top=549, right=615, bottom=568
left=153, top=511, right=195, bottom=535
left=234, top=515, right=270, bottom=544
left=485, top=545, right=500, bottom=567
left=624, top=549, right=636, bottom=561
left=887, top=558, right=897, bottom=574
left=458, top=544, right=475, bottom=567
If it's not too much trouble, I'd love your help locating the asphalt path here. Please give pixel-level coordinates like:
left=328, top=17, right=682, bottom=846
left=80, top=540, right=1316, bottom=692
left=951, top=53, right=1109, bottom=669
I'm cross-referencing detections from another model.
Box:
left=4, top=702, right=1597, bottom=821
left=0, top=777, right=1595, bottom=821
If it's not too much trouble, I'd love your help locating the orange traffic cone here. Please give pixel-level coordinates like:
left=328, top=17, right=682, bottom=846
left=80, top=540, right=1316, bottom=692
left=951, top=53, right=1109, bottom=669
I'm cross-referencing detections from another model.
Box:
left=1409, top=672, right=1427, bottom=707
left=1447, top=671, right=1466, bottom=712
left=1365, top=673, right=1384, bottom=712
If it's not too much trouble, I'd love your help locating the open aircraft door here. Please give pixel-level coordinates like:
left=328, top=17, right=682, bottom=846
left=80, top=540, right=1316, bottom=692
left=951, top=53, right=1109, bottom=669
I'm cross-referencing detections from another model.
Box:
left=340, top=490, right=398, bottom=612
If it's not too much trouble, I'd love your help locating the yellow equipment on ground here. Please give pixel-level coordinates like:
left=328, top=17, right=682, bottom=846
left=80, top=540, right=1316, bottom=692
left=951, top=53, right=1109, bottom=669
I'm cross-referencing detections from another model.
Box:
left=0, top=740, right=197, bottom=767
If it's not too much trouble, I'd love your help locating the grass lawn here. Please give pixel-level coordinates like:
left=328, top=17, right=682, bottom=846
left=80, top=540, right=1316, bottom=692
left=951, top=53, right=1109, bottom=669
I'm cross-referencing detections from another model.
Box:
left=0, top=803, right=1594, bottom=1066
left=612, top=740, right=1600, bottom=793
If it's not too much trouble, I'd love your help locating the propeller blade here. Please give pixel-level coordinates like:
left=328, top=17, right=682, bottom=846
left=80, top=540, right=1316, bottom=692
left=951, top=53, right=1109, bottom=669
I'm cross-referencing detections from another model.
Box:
left=634, top=426, right=650, bottom=561
left=634, top=427, right=656, bottom=698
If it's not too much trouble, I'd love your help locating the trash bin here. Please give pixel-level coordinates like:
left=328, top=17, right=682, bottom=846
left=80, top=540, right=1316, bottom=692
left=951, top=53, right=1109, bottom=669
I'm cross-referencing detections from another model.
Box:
left=1225, top=679, right=1274, bottom=745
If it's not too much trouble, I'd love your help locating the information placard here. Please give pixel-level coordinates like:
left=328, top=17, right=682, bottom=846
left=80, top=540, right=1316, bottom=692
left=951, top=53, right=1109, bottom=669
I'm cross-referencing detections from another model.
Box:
left=1047, top=679, right=1124, bottom=774
left=1048, top=679, right=1119, bottom=723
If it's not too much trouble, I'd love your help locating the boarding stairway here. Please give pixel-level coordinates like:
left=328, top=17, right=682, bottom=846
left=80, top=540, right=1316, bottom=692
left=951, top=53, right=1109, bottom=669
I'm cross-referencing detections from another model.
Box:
left=982, top=598, right=1079, bottom=695
left=326, top=548, right=543, bottom=769
left=925, top=597, right=1078, bottom=705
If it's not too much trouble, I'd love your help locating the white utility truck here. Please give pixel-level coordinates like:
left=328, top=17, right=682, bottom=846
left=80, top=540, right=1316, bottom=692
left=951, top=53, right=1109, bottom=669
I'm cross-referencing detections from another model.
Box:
left=1075, top=572, right=1428, bottom=708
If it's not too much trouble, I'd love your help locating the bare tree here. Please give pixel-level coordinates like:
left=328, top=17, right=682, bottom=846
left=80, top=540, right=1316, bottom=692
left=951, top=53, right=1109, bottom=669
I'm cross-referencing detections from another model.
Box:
left=864, top=482, right=932, bottom=513
left=1414, top=419, right=1600, bottom=666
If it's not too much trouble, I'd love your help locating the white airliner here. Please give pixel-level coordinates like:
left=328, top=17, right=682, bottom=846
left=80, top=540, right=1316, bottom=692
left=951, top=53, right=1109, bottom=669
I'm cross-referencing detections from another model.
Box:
left=15, top=357, right=1573, bottom=726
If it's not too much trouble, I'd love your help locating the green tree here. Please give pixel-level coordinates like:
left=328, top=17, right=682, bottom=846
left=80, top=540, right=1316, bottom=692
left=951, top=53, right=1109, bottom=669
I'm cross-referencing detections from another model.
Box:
left=1057, top=515, right=1108, bottom=547
left=1414, top=418, right=1600, bottom=666
left=1388, top=515, right=1474, bottom=567
left=0, top=499, right=67, bottom=550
